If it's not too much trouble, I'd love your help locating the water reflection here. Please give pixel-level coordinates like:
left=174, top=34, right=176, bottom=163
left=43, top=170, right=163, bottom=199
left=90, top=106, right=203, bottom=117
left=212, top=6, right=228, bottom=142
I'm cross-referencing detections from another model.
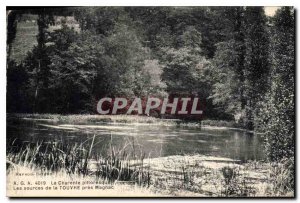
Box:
left=7, top=119, right=265, bottom=161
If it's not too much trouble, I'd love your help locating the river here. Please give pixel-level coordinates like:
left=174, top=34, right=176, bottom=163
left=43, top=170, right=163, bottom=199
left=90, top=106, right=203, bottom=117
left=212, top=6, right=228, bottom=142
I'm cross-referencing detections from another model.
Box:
left=7, top=118, right=265, bottom=162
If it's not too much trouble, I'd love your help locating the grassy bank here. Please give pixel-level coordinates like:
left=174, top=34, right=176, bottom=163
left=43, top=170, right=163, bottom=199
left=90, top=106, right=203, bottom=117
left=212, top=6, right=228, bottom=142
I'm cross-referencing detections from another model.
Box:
left=7, top=113, right=242, bottom=130
left=6, top=139, right=294, bottom=197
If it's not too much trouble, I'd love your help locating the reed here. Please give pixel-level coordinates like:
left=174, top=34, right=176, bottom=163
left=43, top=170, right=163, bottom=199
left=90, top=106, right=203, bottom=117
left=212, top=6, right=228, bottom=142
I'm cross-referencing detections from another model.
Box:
left=6, top=137, right=151, bottom=185
left=6, top=138, right=294, bottom=197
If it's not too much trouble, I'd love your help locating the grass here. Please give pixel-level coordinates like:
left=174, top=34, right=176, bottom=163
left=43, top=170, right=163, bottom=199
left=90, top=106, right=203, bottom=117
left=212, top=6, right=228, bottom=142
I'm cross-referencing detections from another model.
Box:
left=6, top=137, right=294, bottom=197
left=7, top=137, right=151, bottom=186
left=8, top=113, right=242, bottom=130
left=201, top=120, right=241, bottom=128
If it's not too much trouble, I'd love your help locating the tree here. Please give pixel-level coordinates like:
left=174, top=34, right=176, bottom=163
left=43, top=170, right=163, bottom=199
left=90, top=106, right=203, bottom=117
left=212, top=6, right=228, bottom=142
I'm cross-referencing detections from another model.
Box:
left=48, top=26, right=99, bottom=113
left=210, top=7, right=246, bottom=122
left=6, top=60, right=30, bottom=112
left=22, top=10, right=55, bottom=113
left=161, top=27, right=211, bottom=97
left=101, top=23, right=150, bottom=97
left=243, top=7, right=270, bottom=130
left=258, top=7, right=294, bottom=162
left=255, top=7, right=295, bottom=191
left=211, top=7, right=270, bottom=128
left=140, top=59, right=167, bottom=97
left=211, top=41, right=243, bottom=116
left=74, top=7, right=122, bottom=36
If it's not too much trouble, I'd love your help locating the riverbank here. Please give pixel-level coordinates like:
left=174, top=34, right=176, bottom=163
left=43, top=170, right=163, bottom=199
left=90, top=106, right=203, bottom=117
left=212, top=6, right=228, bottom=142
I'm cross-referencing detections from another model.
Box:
left=7, top=113, right=246, bottom=131
left=6, top=113, right=293, bottom=197
left=7, top=154, right=293, bottom=197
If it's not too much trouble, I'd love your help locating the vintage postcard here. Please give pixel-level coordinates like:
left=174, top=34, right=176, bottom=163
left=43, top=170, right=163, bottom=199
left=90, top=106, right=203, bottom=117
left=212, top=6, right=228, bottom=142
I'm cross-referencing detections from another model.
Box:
left=6, top=6, right=295, bottom=197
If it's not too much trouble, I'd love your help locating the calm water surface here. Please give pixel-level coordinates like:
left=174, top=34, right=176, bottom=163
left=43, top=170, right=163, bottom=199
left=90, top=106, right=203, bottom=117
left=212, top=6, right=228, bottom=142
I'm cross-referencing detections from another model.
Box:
left=7, top=118, right=265, bottom=161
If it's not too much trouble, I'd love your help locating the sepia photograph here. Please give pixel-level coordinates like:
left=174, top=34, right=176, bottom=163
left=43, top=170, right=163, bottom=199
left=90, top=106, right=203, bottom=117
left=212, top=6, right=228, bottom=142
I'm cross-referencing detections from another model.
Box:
left=6, top=6, right=295, bottom=197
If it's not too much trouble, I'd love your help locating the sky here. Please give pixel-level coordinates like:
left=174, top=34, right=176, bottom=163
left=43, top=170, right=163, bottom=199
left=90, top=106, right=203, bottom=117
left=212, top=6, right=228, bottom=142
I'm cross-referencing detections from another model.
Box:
left=264, top=6, right=281, bottom=16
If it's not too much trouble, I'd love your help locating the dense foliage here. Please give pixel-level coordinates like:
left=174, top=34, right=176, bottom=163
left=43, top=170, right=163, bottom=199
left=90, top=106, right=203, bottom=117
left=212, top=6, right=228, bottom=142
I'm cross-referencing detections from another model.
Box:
left=7, top=7, right=295, bottom=163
